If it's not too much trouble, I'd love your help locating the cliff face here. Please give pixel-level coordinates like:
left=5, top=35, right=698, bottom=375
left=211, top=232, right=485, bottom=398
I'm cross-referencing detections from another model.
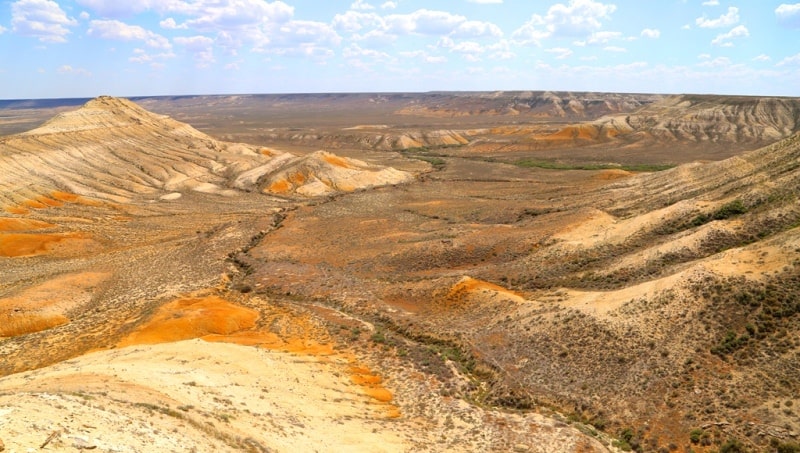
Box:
left=595, top=95, right=800, bottom=143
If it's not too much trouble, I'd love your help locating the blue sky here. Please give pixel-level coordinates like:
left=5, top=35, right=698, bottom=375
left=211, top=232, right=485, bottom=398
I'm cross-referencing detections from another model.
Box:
left=1, top=0, right=799, bottom=99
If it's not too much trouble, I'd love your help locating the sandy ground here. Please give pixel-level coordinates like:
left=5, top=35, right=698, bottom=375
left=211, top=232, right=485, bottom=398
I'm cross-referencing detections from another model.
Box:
left=0, top=335, right=613, bottom=453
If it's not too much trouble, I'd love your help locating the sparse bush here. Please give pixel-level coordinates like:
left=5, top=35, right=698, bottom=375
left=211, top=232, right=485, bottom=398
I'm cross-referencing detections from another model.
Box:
left=689, top=428, right=704, bottom=444
left=719, top=438, right=747, bottom=453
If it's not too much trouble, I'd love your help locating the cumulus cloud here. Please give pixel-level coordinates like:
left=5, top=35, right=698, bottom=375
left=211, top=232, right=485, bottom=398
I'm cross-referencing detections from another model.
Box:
left=332, top=11, right=384, bottom=33
left=697, top=56, right=731, bottom=68
left=128, top=47, right=176, bottom=66
left=711, top=25, right=749, bottom=46
left=696, top=6, right=739, bottom=28
left=385, top=9, right=465, bottom=35
left=57, top=64, right=91, bottom=76
left=775, top=3, right=800, bottom=28
left=160, top=18, right=187, bottom=29
left=254, top=20, right=341, bottom=61
left=343, top=43, right=391, bottom=60
left=350, top=0, right=375, bottom=11
left=452, top=20, right=503, bottom=38
left=11, top=0, right=78, bottom=43
left=777, top=52, right=800, bottom=66
left=513, top=0, right=617, bottom=45
left=753, top=54, right=771, bottom=62
left=604, top=45, right=626, bottom=52
left=702, top=0, right=719, bottom=5
left=377, top=9, right=501, bottom=38
left=640, top=28, right=660, bottom=38
left=175, top=35, right=215, bottom=67
left=381, top=1, right=397, bottom=9
left=545, top=47, right=573, bottom=59
left=88, top=19, right=171, bottom=48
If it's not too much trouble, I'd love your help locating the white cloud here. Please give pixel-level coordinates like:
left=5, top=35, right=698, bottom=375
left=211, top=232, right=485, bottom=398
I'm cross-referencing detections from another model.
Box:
left=0, top=25, right=6, bottom=35
left=128, top=47, right=176, bottom=65
left=426, top=55, right=447, bottom=63
left=254, top=20, right=341, bottom=61
left=385, top=9, right=464, bottom=35
left=777, top=52, right=800, bottom=66
left=487, top=39, right=514, bottom=59
left=702, top=0, right=719, bottom=5
left=545, top=47, right=573, bottom=59
left=174, top=35, right=213, bottom=50
left=711, top=25, right=749, bottom=46
left=79, top=11, right=90, bottom=20
left=604, top=45, right=626, bottom=52
left=381, top=1, right=397, bottom=9
left=11, top=0, right=77, bottom=43
left=513, top=0, right=617, bottom=45
left=381, top=9, right=501, bottom=38
left=332, top=11, right=384, bottom=33
left=697, top=56, right=731, bottom=67
left=753, top=54, right=771, bottom=62
left=696, top=6, right=739, bottom=28
left=452, top=20, right=503, bottom=38
left=57, top=64, right=91, bottom=76
left=776, top=3, right=800, bottom=28
left=585, top=30, right=621, bottom=44
left=467, top=0, right=503, bottom=3
left=350, top=0, right=374, bottom=10
left=175, top=35, right=215, bottom=67
left=640, top=28, right=660, bottom=38
left=88, top=19, right=171, bottom=48
left=343, top=43, right=391, bottom=60
left=182, top=1, right=294, bottom=31
left=697, top=53, right=711, bottom=59
left=160, top=18, right=187, bottom=29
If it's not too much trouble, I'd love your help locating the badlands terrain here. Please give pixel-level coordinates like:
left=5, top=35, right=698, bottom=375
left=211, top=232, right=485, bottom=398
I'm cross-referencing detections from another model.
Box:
left=0, top=92, right=799, bottom=452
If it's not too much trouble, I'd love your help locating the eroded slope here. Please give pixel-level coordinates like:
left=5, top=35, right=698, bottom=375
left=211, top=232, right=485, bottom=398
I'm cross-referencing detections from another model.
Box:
left=234, top=133, right=800, bottom=452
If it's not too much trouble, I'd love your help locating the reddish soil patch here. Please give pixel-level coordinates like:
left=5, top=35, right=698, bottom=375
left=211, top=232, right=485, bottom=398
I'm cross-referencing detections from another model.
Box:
left=289, top=171, right=306, bottom=185
left=50, top=191, right=102, bottom=206
left=323, top=154, right=352, bottom=168
left=546, top=125, right=600, bottom=141
left=119, top=293, right=399, bottom=414
left=0, top=232, right=91, bottom=257
left=268, top=179, right=291, bottom=193
left=0, top=218, right=55, bottom=232
left=595, top=169, right=633, bottom=180
left=118, top=296, right=259, bottom=347
left=3, top=192, right=102, bottom=215
left=351, top=365, right=395, bottom=403
left=0, top=313, right=68, bottom=337
left=0, top=271, right=110, bottom=337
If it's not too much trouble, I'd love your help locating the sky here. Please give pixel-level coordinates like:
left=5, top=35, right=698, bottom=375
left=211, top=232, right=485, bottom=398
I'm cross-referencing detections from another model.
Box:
left=0, top=0, right=799, bottom=99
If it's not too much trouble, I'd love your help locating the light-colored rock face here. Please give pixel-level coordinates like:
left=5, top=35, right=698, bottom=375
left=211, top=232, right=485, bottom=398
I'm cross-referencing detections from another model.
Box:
left=598, top=95, right=800, bottom=143
left=0, top=96, right=413, bottom=209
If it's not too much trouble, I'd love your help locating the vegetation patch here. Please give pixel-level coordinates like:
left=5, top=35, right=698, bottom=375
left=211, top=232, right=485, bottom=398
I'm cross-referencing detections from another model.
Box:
left=513, top=158, right=673, bottom=172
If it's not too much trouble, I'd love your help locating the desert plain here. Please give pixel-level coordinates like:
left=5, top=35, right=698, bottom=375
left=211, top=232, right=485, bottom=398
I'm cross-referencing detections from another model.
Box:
left=0, top=91, right=798, bottom=452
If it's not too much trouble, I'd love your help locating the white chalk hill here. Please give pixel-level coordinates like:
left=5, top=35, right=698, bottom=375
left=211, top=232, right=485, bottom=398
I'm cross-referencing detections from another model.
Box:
left=0, top=96, right=413, bottom=206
